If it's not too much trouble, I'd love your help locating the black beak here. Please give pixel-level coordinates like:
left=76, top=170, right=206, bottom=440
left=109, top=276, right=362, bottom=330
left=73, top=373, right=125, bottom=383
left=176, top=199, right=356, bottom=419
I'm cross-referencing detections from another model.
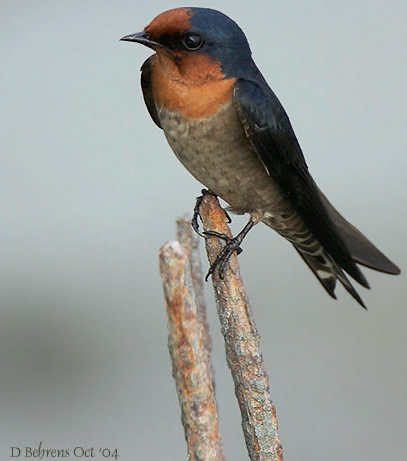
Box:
left=120, top=31, right=166, bottom=51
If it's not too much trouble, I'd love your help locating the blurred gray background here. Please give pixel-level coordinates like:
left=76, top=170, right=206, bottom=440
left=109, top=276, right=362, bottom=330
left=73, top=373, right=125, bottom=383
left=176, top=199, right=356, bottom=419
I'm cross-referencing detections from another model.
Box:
left=1, top=1, right=406, bottom=459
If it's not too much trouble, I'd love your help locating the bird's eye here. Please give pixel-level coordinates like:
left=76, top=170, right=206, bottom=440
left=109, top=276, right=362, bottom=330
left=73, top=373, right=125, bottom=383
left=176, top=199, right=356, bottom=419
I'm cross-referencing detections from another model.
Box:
left=182, top=33, right=204, bottom=51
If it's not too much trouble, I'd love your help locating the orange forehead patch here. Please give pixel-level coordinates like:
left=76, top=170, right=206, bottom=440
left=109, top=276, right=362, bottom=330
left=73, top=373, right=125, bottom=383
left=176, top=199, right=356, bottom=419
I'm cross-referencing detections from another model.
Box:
left=145, top=7, right=193, bottom=39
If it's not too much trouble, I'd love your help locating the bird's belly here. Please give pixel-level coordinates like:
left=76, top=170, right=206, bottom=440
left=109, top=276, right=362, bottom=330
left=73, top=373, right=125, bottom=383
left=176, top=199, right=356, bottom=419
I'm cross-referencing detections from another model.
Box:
left=158, top=100, right=289, bottom=213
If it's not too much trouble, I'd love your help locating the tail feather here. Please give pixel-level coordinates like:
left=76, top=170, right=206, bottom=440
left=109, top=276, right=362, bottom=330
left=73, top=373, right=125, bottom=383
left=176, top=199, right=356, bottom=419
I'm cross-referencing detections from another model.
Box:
left=319, top=191, right=401, bottom=275
left=295, top=248, right=367, bottom=308
left=261, top=195, right=399, bottom=307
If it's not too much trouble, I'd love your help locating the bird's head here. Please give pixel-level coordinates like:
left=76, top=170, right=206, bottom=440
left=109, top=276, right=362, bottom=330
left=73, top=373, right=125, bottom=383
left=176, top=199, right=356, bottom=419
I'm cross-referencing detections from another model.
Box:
left=121, top=7, right=252, bottom=83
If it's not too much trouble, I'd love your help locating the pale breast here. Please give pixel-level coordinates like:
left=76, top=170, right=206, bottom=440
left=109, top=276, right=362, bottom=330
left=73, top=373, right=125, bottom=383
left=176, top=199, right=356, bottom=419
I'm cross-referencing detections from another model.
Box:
left=158, top=98, right=292, bottom=214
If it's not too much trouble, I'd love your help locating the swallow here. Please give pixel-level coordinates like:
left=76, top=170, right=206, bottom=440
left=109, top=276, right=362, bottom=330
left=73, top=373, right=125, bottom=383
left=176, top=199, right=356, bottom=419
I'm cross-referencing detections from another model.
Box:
left=121, top=7, right=400, bottom=307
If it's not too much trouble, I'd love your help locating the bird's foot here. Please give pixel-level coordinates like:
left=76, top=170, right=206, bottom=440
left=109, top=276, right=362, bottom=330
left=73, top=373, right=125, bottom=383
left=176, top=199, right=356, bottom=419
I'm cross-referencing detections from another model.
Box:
left=204, top=217, right=255, bottom=280
left=191, top=190, right=254, bottom=280
left=203, top=230, right=244, bottom=281
left=191, top=189, right=231, bottom=237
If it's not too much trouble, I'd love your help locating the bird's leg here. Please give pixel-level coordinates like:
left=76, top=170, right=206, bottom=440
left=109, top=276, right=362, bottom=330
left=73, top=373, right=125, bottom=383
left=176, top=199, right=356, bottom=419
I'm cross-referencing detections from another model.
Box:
left=204, top=217, right=256, bottom=281
left=191, top=190, right=259, bottom=280
left=191, top=189, right=231, bottom=237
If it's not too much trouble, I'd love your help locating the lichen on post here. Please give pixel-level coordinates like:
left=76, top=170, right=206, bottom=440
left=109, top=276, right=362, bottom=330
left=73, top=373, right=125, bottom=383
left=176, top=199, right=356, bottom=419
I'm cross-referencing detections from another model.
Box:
left=159, top=240, right=224, bottom=461
left=198, top=193, right=283, bottom=461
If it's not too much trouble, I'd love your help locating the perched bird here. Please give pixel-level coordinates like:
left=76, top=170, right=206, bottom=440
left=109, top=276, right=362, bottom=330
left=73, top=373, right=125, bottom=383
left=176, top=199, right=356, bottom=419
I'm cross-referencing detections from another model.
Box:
left=121, top=7, right=400, bottom=307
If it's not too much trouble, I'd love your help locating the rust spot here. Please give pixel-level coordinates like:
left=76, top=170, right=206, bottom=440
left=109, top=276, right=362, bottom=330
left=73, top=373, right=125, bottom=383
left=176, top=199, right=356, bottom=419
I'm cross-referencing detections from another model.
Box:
left=145, top=7, right=193, bottom=40
left=275, top=441, right=284, bottom=460
left=150, top=53, right=235, bottom=119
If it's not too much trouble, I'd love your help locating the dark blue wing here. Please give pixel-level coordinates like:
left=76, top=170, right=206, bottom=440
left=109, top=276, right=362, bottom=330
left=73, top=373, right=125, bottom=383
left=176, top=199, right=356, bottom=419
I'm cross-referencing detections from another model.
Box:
left=140, top=56, right=162, bottom=129
left=233, top=78, right=369, bottom=287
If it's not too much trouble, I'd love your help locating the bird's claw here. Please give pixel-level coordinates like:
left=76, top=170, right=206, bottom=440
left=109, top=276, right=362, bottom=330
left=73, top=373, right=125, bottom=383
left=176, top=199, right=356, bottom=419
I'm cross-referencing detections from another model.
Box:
left=191, top=189, right=251, bottom=281
left=191, top=189, right=232, bottom=237
left=223, top=208, right=232, bottom=224
left=191, top=194, right=205, bottom=237
left=204, top=231, right=244, bottom=281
